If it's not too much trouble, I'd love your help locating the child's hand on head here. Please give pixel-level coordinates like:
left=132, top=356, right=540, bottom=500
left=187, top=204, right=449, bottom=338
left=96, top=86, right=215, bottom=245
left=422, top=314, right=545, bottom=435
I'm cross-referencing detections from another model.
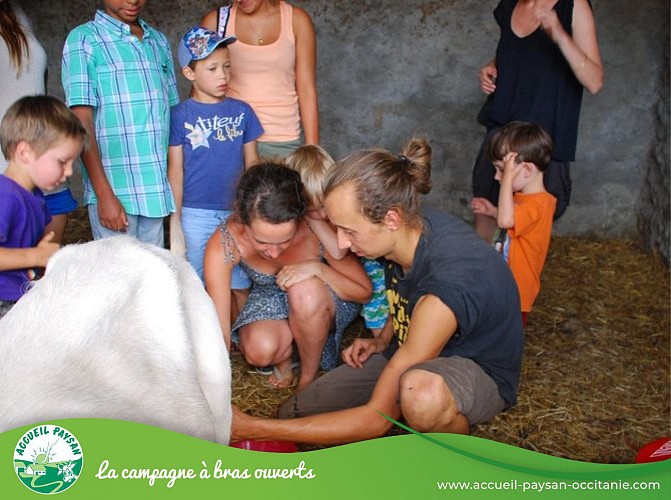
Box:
left=502, top=151, right=518, bottom=167
left=501, top=152, right=524, bottom=182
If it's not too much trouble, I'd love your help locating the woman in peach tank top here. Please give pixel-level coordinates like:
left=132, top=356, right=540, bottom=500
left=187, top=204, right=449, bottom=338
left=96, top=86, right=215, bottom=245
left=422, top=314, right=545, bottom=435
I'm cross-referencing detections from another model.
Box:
left=202, top=0, right=318, bottom=158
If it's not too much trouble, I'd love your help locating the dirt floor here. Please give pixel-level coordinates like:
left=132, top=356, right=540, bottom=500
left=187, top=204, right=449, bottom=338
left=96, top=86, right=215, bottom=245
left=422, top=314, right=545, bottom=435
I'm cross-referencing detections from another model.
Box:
left=62, top=208, right=670, bottom=463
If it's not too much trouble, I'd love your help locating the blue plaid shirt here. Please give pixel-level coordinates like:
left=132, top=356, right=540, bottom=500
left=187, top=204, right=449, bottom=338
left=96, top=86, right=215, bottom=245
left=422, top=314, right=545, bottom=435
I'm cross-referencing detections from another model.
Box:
left=62, top=10, right=179, bottom=217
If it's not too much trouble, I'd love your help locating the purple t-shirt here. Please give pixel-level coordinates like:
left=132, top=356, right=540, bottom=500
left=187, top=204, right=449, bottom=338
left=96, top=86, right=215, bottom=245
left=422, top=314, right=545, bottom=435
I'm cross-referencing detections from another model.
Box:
left=169, top=97, right=263, bottom=210
left=0, top=175, right=51, bottom=301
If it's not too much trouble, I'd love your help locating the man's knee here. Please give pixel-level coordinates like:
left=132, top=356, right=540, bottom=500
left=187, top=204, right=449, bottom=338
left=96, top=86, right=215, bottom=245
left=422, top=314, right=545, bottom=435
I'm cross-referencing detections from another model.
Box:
left=399, top=369, right=461, bottom=432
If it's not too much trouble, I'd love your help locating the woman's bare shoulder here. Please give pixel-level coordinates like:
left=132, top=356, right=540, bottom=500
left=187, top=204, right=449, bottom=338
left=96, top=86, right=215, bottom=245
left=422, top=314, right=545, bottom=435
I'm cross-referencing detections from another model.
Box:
left=201, top=8, right=220, bottom=31
left=291, top=4, right=315, bottom=32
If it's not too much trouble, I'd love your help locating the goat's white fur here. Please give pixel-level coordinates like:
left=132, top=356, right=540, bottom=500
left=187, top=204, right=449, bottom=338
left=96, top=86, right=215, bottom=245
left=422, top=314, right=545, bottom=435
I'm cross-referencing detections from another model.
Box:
left=0, top=236, right=231, bottom=444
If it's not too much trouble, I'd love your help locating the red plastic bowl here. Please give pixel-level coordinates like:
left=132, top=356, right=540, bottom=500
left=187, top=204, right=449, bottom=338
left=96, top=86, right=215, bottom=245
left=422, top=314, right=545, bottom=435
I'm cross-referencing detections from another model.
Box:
left=229, top=439, right=297, bottom=453
left=636, top=437, right=671, bottom=463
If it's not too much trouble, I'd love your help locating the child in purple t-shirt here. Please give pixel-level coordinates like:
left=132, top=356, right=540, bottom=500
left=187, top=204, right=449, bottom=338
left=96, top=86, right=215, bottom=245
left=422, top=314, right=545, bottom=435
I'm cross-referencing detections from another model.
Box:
left=0, top=95, right=87, bottom=318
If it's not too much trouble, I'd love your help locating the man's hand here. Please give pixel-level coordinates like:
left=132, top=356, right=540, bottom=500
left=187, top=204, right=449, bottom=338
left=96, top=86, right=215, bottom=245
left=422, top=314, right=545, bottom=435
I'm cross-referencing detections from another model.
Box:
left=231, top=405, right=257, bottom=442
left=342, top=337, right=386, bottom=369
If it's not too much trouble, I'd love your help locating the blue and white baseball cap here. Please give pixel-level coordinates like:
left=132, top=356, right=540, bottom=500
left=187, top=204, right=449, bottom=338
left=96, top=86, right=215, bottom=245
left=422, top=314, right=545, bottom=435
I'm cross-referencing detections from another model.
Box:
left=177, top=27, right=236, bottom=68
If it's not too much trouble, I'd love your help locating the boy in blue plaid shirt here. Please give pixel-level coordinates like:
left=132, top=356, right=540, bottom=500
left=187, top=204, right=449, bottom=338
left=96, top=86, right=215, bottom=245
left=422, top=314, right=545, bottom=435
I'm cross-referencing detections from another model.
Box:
left=61, top=0, right=179, bottom=246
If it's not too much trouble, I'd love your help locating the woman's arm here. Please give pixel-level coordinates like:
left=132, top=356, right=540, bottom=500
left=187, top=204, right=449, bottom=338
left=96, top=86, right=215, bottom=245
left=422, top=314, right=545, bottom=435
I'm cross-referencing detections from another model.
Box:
left=292, top=6, right=319, bottom=144
left=537, top=0, right=603, bottom=94
left=203, top=228, right=235, bottom=350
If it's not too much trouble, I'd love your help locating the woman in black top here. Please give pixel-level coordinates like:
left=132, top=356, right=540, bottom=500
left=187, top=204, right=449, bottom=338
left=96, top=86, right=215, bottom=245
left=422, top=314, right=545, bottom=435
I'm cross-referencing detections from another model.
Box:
left=471, top=0, right=603, bottom=241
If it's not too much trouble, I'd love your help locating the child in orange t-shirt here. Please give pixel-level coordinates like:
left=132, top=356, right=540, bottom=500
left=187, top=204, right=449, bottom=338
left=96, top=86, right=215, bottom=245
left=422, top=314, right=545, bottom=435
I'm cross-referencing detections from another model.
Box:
left=470, top=121, right=556, bottom=326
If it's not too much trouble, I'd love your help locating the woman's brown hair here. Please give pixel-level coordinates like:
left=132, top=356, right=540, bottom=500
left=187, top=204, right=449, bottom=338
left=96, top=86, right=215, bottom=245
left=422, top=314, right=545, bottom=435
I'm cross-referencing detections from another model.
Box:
left=0, top=1, right=29, bottom=75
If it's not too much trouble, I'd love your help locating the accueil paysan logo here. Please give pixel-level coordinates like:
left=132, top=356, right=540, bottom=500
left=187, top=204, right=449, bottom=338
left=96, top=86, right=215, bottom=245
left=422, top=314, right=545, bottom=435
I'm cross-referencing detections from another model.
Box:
left=13, top=424, right=83, bottom=494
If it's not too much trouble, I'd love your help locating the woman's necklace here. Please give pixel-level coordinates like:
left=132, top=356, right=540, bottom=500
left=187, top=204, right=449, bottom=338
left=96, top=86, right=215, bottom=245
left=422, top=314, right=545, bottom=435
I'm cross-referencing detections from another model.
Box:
left=249, top=13, right=269, bottom=45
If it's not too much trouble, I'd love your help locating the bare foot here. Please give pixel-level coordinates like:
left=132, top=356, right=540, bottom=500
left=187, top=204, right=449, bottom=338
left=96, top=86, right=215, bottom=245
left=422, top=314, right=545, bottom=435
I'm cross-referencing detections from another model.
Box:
left=268, top=360, right=299, bottom=389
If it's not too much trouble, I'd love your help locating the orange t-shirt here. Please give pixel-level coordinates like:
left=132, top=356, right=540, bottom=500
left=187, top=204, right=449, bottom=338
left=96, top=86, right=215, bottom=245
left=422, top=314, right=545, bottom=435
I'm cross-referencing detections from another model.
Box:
left=224, top=1, right=300, bottom=142
left=506, top=191, right=556, bottom=312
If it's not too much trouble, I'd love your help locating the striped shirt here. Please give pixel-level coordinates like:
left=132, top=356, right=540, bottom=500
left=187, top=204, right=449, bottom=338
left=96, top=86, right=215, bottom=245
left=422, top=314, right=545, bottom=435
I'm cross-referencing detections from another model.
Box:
left=62, top=10, right=179, bottom=217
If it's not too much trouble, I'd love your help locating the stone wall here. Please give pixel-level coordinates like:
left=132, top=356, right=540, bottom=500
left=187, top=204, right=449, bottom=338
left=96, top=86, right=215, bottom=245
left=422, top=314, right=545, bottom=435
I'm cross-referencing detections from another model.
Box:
left=19, top=0, right=670, bottom=255
left=638, top=25, right=670, bottom=264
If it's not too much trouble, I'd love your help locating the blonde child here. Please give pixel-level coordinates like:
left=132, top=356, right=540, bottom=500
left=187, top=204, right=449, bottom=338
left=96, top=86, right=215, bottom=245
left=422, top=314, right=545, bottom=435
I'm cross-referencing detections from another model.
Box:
left=0, top=0, right=78, bottom=245
left=168, top=26, right=262, bottom=283
left=286, top=145, right=388, bottom=336
left=470, top=121, right=556, bottom=325
left=0, top=95, right=87, bottom=318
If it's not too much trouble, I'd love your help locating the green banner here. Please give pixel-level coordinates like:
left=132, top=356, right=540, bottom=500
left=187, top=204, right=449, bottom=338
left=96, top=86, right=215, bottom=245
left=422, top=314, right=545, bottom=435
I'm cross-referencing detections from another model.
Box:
left=1, top=419, right=669, bottom=499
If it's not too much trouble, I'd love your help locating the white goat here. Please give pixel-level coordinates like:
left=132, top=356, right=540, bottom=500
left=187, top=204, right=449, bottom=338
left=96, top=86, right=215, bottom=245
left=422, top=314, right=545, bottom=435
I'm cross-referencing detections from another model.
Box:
left=0, top=236, right=231, bottom=444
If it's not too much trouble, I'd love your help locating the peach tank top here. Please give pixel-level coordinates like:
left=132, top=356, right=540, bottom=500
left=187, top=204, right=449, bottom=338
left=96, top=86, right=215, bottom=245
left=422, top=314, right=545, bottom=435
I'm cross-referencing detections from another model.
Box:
left=223, top=1, right=299, bottom=142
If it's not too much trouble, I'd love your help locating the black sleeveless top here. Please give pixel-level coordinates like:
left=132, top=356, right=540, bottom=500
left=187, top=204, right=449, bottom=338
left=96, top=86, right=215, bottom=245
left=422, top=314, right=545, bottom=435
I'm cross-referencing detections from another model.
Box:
left=485, top=0, right=585, bottom=161
left=382, top=209, right=524, bottom=406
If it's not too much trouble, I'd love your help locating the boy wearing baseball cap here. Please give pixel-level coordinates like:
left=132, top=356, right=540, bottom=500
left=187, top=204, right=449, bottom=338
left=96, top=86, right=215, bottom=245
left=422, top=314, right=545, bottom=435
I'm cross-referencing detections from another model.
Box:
left=169, top=27, right=263, bottom=289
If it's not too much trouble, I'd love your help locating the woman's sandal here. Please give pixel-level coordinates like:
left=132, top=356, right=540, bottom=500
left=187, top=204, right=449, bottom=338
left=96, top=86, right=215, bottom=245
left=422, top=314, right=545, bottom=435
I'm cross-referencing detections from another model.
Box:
left=268, top=361, right=300, bottom=389
left=247, top=365, right=273, bottom=376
